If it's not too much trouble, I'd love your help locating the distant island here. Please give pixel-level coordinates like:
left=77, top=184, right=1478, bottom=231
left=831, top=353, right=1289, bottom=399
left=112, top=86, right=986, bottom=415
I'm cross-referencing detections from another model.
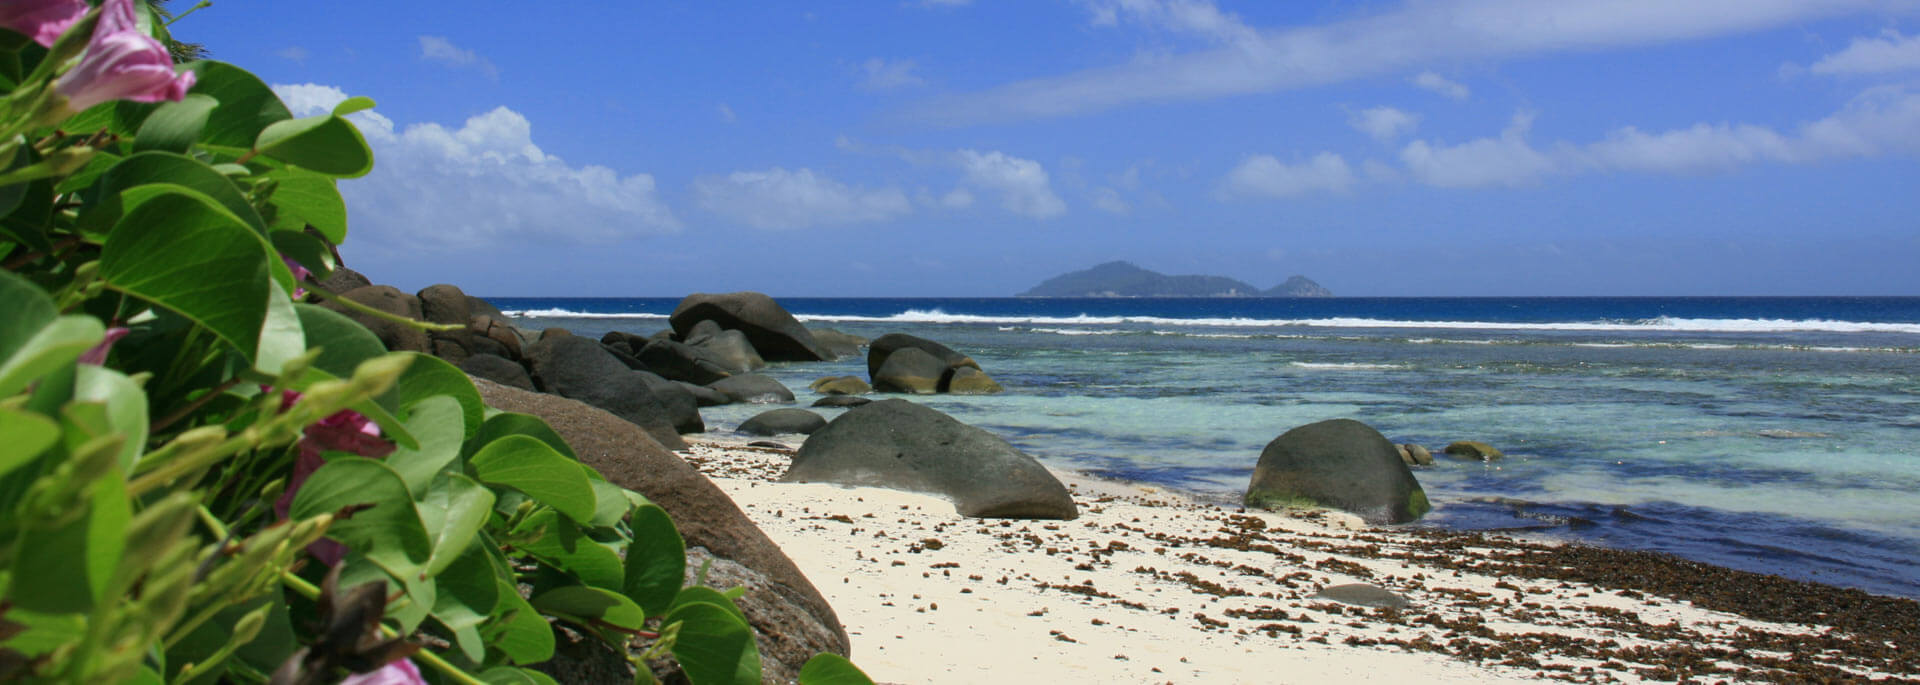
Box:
left=1019, top=261, right=1332, bottom=297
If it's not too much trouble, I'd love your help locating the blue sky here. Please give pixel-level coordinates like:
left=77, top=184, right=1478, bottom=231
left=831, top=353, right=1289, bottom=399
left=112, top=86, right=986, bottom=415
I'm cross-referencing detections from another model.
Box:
left=184, top=1, right=1920, bottom=297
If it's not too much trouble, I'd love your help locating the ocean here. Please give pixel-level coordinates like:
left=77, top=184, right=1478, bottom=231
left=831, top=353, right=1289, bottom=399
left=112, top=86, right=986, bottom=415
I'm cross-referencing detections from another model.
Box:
left=493, top=296, right=1920, bottom=599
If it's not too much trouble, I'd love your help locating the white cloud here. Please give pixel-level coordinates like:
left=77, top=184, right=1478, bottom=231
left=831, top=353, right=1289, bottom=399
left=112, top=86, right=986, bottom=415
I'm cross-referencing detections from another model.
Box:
left=956, top=150, right=1067, bottom=218
left=1220, top=152, right=1356, bottom=198
left=1349, top=106, right=1421, bottom=142
left=272, top=84, right=677, bottom=248
left=940, top=187, right=975, bottom=208
left=1080, top=0, right=1261, bottom=46
left=276, top=46, right=309, bottom=63
left=912, top=0, right=1879, bottom=124
left=1395, top=86, right=1920, bottom=187
left=1411, top=71, right=1470, bottom=100
left=1091, top=187, right=1131, bottom=214
left=716, top=103, right=737, bottom=123
left=692, top=168, right=911, bottom=229
left=1400, top=112, right=1559, bottom=187
left=1807, top=30, right=1920, bottom=76
left=418, top=36, right=498, bottom=80
left=861, top=58, right=926, bottom=90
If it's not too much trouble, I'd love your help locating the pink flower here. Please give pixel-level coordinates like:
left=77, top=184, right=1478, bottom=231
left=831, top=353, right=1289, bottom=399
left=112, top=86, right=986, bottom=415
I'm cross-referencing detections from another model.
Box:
left=53, top=0, right=194, bottom=112
left=77, top=326, right=130, bottom=365
left=281, top=255, right=312, bottom=298
left=340, top=658, right=426, bottom=685
left=0, top=0, right=87, bottom=47
left=270, top=390, right=395, bottom=566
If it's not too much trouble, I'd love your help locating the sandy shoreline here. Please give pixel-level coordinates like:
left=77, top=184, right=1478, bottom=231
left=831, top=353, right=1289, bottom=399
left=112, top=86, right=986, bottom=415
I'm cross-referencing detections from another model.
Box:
left=681, top=436, right=1917, bottom=684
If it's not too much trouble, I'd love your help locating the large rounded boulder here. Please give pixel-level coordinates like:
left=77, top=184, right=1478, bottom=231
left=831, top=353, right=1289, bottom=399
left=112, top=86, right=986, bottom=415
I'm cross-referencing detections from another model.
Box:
left=523, top=334, right=688, bottom=449
left=871, top=347, right=945, bottom=394
left=708, top=374, right=795, bottom=404
left=638, top=339, right=734, bottom=385
left=738, top=408, right=828, bottom=436
left=692, top=329, right=766, bottom=373
left=1245, top=418, right=1430, bottom=524
left=784, top=399, right=1077, bottom=519
left=865, top=333, right=978, bottom=379
left=669, top=292, right=831, bottom=362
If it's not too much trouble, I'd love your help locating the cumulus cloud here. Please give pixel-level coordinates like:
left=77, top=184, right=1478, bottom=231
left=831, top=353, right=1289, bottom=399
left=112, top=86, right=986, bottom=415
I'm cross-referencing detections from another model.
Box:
left=1410, top=71, right=1470, bottom=100
left=273, top=84, right=677, bottom=248
left=861, top=58, right=926, bottom=90
left=1349, top=106, right=1421, bottom=142
left=1090, top=187, right=1131, bottom=214
left=1396, top=87, right=1920, bottom=187
left=940, top=188, right=975, bottom=208
left=692, top=168, right=911, bottom=229
left=1807, top=30, right=1920, bottom=76
left=911, top=0, right=1877, bottom=124
left=1079, top=0, right=1261, bottom=46
left=418, top=36, right=498, bottom=80
left=956, top=150, right=1067, bottom=218
left=1220, top=152, right=1356, bottom=198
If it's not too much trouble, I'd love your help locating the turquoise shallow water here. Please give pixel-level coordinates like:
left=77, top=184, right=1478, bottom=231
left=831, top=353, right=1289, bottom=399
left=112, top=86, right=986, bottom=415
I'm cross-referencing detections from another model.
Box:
left=498, top=297, right=1920, bottom=598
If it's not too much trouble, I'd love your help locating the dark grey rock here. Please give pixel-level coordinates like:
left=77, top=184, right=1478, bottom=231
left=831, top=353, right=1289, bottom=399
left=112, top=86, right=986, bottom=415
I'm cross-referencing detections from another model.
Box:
left=866, top=333, right=978, bottom=380
left=1244, top=418, right=1430, bottom=524
left=872, top=347, right=945, bottom=394
left=471, top=379, right=847, bottom=683
left=811, top=396, right=872, bottom=409
left=669, top=292, right=831, bottom=362
left=675, top=381, right=731, bottom=407
left=639, top=339, right=734, bottom=385
left=1444, top=441, right=1504, bottom=462
left=691, top=329, right=765, bottom=373
left=684, top=319, right=725, bottom=346
left=1310, top=583, right=1410, bottom=609
left=633, top=370, right=704, bottom=434
left=416, top=283, right=471, bottom=325
left=1400, top=444, right=1434, bottom=466
left=784, top=399, right=1077, bottom=519
left=458, top=353, right=532, bottom=391
left=944, top=366, right=1004, bottom=395
left=523, top=334, right=686, bottom=449
left=738, top=408, right=828, bottom=436
left=809, top=328, right=866, bottom=360
left=320, top=285, right=429, bottom=354
left=470, top=315, right=524, bottom=360
left=465, top=295, right=507, bottom=322
left=708, top=374, right=795, bottom=404
left=808, top=375, right=872, bottom=395
left=314, top=266, right=370, bottom=297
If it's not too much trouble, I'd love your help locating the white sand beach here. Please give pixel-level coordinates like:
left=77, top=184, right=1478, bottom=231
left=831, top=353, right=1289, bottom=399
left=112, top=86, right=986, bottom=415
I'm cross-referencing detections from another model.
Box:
left=682, top=436, right=1909, bottom=684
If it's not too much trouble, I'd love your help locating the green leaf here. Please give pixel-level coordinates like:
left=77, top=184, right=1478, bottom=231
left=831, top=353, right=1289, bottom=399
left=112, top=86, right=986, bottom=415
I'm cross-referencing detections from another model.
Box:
left=254, top=275, right=306, bottom=375
left=508, top=509, right=624, bottom=591
left=483, top=574, right=555, bottom=665
left=8, top=468, right=130, bottom=613
left=270, top=229, right=335, bottom=281
left=336, top=553, right=435, bottom=634
left=133, top=94, right=219, bottom=153
left=585, top=476, right=630, bottom=528
left=623, top=504, right=685, bottom=617
left=669, top=587, right=746, bottom=625
left=80, top=151, right=269, bottom=237
left=262, top=166, right=347, bottom=243
left=294, top=303, right=387, bottom=380
left=186, top=61, right=293, bottom=149
left=332, top=96, right=377, bottom=117
left=288, top=458, right=432, bottom=585
left=0, top=269, right=55, bottom=362
left=666, top=601, right=762, bottom=685
left=430, top=541, right=500, bottom=663
left=71, top=365, right=147, bottom=470
left=0, top=315, right=103, bottom=399
left=392, top=352, right=484, bottom=439
left=420, top=473, right=494, bottom=575
left=0, top=407, right=58, bottom=480
left=98, top=189, right=275, bottom=363
left=798, top=653, right=875, bottom=685
left=531, top=585, right=647, bottom=640
left=0, top=135, right=32, bottom=218
left=470, top=435, right=597, bottom=523
left=471, top=412, right=577, bottom=461
left=387, top=396, right=464, bottom=499
left=255, top=114, right=374, bottom=178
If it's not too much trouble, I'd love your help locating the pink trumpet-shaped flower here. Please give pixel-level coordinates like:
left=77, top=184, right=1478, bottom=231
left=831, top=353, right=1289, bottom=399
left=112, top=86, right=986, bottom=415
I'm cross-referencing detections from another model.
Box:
left=340, top=658, right=426, bottom=685
left=0, top=0, right=87, bottom=47
left=77, top=326, right=130, bottom=365
left=281, top=254, right=312, bottom=298
left=271, top=390, right=395, bottom=566
left=53, top=0, right=194, bottom=112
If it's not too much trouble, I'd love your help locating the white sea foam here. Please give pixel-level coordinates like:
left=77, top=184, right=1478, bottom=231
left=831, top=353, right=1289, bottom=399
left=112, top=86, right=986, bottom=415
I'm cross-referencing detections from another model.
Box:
left=1289, top=362, right=1407, bottom=370
left=502, top=308, right=669, bottom=319
left=776, top=309, right=1920, bottom=335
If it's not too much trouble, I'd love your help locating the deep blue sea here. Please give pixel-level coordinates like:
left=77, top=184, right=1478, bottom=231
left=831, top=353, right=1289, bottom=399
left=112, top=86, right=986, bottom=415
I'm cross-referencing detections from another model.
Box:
left=493, top=296, right=1920, bottom=599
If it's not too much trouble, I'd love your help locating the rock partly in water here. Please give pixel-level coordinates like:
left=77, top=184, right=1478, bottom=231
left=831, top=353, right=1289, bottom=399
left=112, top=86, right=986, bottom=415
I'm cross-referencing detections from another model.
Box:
left=470, top=378, right=848, bottom=682
left=638, top=339, right=734, bottom=385
left=523, top=334, right=687, bottom=449
left=675, top=381, right=731, bottom=407
left=708, top=374, right=796, bottom=404
left=692, top=329, right=765, bottom=373
left=865, top=333, right=979, bottom=380
left=809, top=328, right=867, bottom=360
left=1310, top=583, right=1411, bottom=609
left=458, top=353, right=533, bottom=391
left=633, top=370, right=704, bottom=435
left=871, top=347, right=945, bottom=394
left=944, top=366, right=1004, bottom=395
left=669, top=292, right=831, bottom=362
left=810, top=396, right=872, bottom=409
left=809, top=375, right=872, bottom=396
left=1444, top=441, right=1505, bottom=462
left=1398, top=443, right=1434, bottom=467
left=1245, top=418, right=1430, bottom=524
left=784, top=399, right=1078, bottom=520
left=737, top=408, right=828, bottom=436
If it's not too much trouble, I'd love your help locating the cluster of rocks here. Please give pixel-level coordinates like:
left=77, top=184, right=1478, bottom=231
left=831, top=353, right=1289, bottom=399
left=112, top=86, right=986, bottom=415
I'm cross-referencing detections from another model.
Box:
left=1243, top=419, right=1512, bottom=525
left=1395, top=440, right=1506, bottom=466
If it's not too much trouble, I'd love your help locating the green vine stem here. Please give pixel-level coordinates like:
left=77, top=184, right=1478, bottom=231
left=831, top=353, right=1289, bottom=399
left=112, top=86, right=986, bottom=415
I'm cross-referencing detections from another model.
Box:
left=279, top=572, right=488, bottom=685
left=299, top=283, right=466, bottom=333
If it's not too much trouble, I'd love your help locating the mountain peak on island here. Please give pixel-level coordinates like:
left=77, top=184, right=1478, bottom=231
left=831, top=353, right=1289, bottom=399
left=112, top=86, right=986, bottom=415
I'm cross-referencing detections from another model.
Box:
left=1019, top=262, right=1331, bottom=298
